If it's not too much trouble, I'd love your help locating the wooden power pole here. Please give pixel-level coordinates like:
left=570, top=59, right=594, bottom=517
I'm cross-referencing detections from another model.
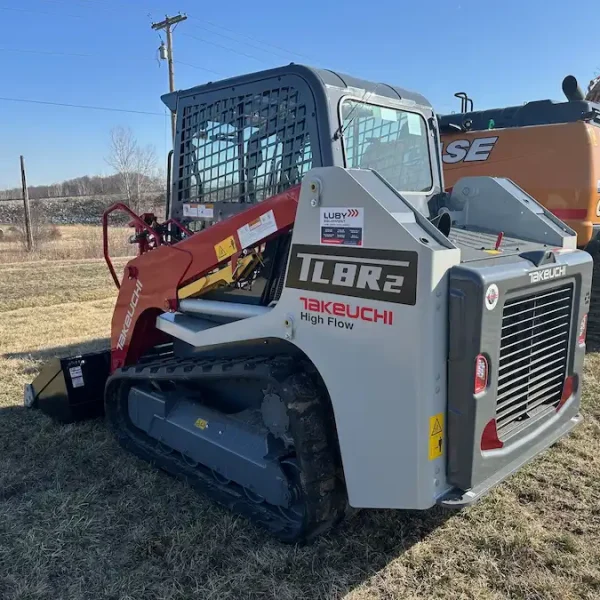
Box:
left=20, top=155, right=34, bottom=251
left=151, top=13, right=187, bottom=140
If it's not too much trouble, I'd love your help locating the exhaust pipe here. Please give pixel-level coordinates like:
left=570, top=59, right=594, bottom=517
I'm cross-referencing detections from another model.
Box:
left=562, top=75, right=585, bottom=102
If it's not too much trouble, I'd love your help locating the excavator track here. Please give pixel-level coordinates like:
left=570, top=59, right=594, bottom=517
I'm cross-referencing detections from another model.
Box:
left=587, top=253, right=600, bottom=348
left=104, top=354, right=347, bottom=543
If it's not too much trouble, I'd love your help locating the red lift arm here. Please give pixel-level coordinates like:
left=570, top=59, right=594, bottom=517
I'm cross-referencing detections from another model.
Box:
left=107, top=187, right=300, bottom=372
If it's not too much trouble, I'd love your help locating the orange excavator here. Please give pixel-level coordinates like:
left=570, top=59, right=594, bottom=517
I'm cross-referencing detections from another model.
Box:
left=439, top=75, right=600, bottom=341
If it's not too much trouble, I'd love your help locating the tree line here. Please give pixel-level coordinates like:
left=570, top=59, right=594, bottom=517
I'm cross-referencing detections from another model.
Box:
left=0, top=173, right=163, bottom=201
left=0, top=127, right=165, bottom=212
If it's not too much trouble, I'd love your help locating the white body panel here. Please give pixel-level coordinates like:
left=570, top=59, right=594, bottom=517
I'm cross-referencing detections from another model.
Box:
left=158, top=167, right=461, bottom=509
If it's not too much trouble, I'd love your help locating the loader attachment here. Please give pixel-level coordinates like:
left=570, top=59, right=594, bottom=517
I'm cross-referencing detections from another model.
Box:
left=25, top=351, right=110, bottom=423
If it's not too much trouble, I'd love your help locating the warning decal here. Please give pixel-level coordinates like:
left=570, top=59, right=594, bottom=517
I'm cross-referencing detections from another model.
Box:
left=69, top=365, right=85, bottom=389
left=320, top=207, right=364, bottom=247
left=428, top=413, right=444, bottom=460
left=214, top=235, right=238, bottom=262
left=237, top=209, right=278, bottom=249
left=183, top=203, right=214, bottom=219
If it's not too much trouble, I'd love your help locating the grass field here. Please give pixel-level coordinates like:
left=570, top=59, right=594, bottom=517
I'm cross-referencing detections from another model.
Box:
left=0, top=223, right=134, bottom=263
left=1, top=252, right=600, bottom=599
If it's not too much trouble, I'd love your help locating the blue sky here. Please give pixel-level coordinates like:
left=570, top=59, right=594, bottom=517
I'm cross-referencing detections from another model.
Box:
left=0, top=0, right=597, bottom=188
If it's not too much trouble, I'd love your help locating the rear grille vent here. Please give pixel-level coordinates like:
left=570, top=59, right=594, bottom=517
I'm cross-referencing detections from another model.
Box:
left=496, top=284, right=573, bottom=439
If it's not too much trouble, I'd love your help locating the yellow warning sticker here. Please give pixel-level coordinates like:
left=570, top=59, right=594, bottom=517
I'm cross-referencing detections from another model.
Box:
left=195, top=418, right=208, bottom=430
left=429, top=413, right=444, bottom=460
left=214, top=235, right=238, bottom=261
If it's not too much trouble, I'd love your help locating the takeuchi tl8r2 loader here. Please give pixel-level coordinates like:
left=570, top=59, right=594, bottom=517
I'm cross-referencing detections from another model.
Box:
left=26, top=65, right=592, bottom=542
left=440, top=75, right=600, bottom=341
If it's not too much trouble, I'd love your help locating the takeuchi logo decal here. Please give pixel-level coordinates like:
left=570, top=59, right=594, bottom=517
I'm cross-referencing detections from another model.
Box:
left=117, top=279, right=143, bottom=350
left=529, top=265, right=567, bottom=284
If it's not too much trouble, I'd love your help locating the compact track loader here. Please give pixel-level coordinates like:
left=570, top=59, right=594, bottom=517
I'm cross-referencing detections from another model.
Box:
left=26, top=65, right=592, bottom=542
left=440, top=75, right=600, bottom=340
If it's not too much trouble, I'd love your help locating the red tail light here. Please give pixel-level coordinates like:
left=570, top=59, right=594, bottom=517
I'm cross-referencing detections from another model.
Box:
left=474, top=354, right=488, bottom=394
left=481, top=418, right=504, bottom=450
left=557, top=375, right=577, bottom=411
left=578, top=314, right=588, bottom=346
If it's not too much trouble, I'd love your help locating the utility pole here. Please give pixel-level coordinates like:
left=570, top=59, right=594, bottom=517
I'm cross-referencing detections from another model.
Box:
left=152, top=13, right=187, bottom=141
left=20, top=155, right=34, bottom=251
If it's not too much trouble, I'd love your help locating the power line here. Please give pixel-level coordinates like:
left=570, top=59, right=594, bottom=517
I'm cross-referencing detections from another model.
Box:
left=175, top=60, right=223, bottom=76
left=0, top=47, right=93, bottom=58
left=0, top=47, right=218, bottom=74
left=182, top=32, right=273, bottom=66
left=37, top=0, right=112, bottom=12
left=0, top=96, right=164, bottom=116
left=0, top=5, right=83, bottom=18
left=186, top=15, right=313, bottom=62
left=188, top=23, right=292, bottom=62
left=37, top=0, right=166, bottom=15
left=74, top=0, right=166, bottom=12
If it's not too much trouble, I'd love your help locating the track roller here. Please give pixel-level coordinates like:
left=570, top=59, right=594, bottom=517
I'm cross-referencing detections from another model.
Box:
left=104, top=355, right=347, bottom=543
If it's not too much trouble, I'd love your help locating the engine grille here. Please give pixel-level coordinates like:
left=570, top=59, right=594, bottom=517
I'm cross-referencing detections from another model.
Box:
left=496, top=284, right=573, bottom=439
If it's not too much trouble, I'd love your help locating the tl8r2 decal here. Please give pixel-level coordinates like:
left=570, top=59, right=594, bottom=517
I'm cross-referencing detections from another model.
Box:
left=285, top=244, right=418, bottom=305
left=442, top=137, right=499, bottom=164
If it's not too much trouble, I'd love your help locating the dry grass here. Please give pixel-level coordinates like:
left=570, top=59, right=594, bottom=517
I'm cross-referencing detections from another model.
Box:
left=0, top=224, right=135, bottom=263
left=1, top=260, right=600, bottom=600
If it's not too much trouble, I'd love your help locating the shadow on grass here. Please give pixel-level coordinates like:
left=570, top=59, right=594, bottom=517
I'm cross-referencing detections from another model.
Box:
left=1, top=334, right=452, bottom=597
left=586, top=340, right=600, bottom=353
left=3, top=338, right=110, bottom=363
left=0, top=398, right=453, bottom=599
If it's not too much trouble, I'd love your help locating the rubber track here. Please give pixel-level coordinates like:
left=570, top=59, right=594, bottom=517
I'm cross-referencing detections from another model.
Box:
left=104, top=355, right=347, bottom=543
left=587, top=253, right=600, bottom=347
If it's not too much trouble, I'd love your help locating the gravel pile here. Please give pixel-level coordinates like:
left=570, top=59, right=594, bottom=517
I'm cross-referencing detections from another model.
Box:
left=0, top=194, right=164, bottom=226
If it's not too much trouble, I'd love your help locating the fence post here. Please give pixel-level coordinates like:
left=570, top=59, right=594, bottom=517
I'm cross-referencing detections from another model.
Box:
left=20, top=155, right=34, bottom=251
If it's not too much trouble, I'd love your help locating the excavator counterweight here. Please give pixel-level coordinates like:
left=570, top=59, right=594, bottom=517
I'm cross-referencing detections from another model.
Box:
left=440, top=74, right=600, bottom=341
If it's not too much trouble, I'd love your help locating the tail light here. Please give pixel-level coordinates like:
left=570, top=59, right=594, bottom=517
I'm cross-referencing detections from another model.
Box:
left=481, top=418, right=504, bottom=450
left=557, top=375, right=577, bottom=411
left=474, top=354, right=488, bottom=394
left=578, top=314, right=588, bottom=346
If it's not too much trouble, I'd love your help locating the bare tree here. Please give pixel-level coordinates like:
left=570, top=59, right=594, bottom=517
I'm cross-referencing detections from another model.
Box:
left=105, top=126, right=158, bottom=212
left=134, top=143, right=159, bottom=205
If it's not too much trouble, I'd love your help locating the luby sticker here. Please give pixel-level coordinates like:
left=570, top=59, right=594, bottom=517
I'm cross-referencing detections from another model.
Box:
left=320, top=207, right=364, bottom=247
left=485, top=284, right=499, bottom=310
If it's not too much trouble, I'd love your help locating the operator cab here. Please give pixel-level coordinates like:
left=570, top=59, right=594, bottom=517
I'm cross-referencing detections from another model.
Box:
left=162, top=64, right=442, bottom=228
